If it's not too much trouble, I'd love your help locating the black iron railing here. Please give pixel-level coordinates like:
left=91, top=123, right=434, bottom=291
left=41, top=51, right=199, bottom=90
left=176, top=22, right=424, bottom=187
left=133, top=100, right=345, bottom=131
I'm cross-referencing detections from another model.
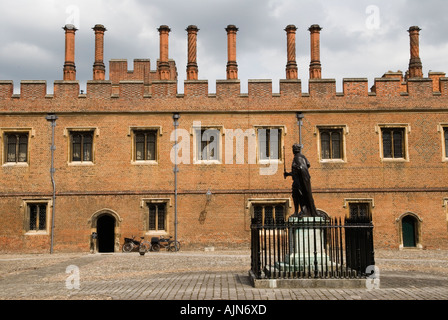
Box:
left=250, top=216, right=375, bottom=279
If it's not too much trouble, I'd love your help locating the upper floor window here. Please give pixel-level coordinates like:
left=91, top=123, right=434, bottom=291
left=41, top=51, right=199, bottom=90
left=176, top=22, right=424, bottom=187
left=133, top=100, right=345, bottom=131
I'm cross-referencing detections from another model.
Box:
left=134, top=130, right=157, bottom=161
left=4, top=132, right=28, bottom=163
left=382, top=128, right=405, bottom=159
left=320, top=128, right=343, bottom=160
left=70, top=131, right=94, bottom=163
left=444, top=127, right=448, bottom=159
left=195, top=127, right=220, bottom=162
left=378, top=125, right=409, bottom=161
left=257, top=128, right=282, bottom=161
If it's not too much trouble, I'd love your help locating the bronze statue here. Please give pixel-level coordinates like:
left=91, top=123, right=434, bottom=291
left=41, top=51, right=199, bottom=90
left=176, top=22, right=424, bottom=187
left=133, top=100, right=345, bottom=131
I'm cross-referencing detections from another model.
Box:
left=284, top=143, right=319, bottom=217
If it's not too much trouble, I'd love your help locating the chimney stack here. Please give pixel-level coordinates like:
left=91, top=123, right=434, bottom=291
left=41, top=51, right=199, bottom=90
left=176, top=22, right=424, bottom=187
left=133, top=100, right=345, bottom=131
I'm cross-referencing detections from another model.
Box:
left=158, top=25, right=171, bottom=80
left=285, top=25, right=298, bottom=79
left=63, top=24, right=78, bottom=81
left=186, top=25, right=199, bottom=80
left=408, top=26, right=423, bottom=78
left=225, top=25, right=238, bottom=80
left=309, top=24, right=322, bottom=79
left=92, top=24, right=107, bottom=80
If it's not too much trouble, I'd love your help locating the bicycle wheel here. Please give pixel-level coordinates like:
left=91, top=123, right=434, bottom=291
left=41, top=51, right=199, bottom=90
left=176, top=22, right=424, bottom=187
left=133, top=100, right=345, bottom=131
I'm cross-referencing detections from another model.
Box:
left=140, top=242, right=151, bottom=252
left=122, top=242, right=133, bottom=253
left=169, top=241, right=181, bottom=252
left=151, top=243, right=160, bottom=252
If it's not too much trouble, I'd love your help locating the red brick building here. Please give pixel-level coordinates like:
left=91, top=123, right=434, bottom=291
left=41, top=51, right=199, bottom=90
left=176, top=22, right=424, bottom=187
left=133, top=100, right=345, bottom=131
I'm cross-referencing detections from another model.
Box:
left=0, top=23, right=447, bottom=253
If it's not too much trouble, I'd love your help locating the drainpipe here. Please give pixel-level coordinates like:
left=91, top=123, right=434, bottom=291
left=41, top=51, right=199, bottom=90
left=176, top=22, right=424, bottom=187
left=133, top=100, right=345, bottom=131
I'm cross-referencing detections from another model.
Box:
left=46, top=114, right=58, bottom=253
left=173, top=113, right=180, bottom=250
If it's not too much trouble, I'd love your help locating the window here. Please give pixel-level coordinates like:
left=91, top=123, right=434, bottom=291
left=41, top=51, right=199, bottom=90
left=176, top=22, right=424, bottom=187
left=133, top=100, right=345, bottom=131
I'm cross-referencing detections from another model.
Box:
left=148, top=203, right=166, bottom=231
left=349, top=202, right=372, bottom=222
left=444, top=127, right=448, bottom=158
left=253, top=204, right=285, bottom=226
left=258, top=128, right=282, bottom=161
left=70, top=131, right=94, bottom=162
left=381, top=127, right=405, bottom=159
left=27, top=203, right=47, bottom=232
left=196, top=128, right=220, bottom=162
left=134, top=130, right=157, bottom=161
left=4, top=132, right=28, bottom=163
left=320, top=128, right=342, bottom=160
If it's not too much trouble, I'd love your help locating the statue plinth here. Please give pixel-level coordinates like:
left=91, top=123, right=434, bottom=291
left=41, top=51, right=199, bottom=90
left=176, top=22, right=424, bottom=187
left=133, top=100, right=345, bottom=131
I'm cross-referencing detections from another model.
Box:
left=275, top=216, right=331, bottom=273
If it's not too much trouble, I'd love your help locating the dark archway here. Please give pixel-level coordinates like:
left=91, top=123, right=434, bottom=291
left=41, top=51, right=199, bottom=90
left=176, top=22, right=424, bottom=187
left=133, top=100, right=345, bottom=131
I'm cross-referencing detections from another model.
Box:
left=97, top=214, right=116, bottom=252
left=402, top=215, right=417, bottom=247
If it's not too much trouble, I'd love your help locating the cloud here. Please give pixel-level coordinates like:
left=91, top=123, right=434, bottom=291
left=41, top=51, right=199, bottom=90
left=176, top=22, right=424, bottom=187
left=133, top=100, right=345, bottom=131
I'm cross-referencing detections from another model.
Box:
left=0, top=0, right=446, bottom=94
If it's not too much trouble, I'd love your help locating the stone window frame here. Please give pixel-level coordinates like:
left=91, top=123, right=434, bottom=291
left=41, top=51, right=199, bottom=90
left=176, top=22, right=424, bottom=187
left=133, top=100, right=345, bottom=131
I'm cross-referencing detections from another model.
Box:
left=191, top=124, right=224, bottom=164
left=314, top=125, right=348, bottom=163
left=64, top=127, right=99, bottom=166
left=375, top=124, right=410, bottom=162
left=140, top=198, right=172, bottom=236
left=21, top=198, right=52, bottom=235
left=0, top=127, right=35, bottom=167
left=443, top=198, right=448, bottom=232
left=128, top=126, right=163, bottom=165
left=438, top=124, right=448, bottom=162
left=254, top=125, right=287, bottom=164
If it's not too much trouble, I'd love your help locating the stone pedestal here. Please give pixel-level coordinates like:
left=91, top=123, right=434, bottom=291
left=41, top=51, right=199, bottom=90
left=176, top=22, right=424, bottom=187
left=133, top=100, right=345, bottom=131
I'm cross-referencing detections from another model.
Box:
left=276, top=216, right=330, bottom=273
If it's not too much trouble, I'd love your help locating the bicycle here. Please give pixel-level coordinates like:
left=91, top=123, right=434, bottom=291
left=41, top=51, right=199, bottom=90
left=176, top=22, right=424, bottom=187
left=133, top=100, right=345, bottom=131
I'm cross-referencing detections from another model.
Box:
left=122, top=236, right=151, bottom=255
left=151, top=235, right=180, bottom=252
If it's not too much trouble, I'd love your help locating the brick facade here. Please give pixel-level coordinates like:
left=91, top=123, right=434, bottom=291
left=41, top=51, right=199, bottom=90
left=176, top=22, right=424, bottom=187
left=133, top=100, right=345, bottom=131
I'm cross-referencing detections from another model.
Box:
left=0, top=24, right=447, bottom=253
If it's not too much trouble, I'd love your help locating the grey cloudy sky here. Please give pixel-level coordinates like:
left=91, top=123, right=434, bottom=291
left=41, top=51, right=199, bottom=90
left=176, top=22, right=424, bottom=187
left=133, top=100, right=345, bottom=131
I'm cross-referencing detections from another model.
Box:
left=0, top=0, right=447, bottom=93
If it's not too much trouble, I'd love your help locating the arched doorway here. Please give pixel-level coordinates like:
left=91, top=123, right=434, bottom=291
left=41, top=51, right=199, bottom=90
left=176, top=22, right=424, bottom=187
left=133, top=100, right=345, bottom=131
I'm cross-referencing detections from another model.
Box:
left=402, top=215, right=417, bottom=248
left=397, top=212, right=422, bottom=249
left=97, top=214, right=116, bottom=252
left=88, top=209, right=122, bottom=253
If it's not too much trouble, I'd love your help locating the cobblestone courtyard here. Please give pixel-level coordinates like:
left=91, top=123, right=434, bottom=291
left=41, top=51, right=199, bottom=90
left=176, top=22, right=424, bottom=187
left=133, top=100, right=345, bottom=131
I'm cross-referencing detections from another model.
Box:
left=0, top=249, right=447, bottom=301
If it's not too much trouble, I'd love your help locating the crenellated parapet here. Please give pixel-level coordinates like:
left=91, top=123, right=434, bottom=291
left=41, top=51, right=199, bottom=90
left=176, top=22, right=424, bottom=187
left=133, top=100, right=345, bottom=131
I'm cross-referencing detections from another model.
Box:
left=1, top=75, right=448, bottom=113
left=0, top=23, right=447, bottom=111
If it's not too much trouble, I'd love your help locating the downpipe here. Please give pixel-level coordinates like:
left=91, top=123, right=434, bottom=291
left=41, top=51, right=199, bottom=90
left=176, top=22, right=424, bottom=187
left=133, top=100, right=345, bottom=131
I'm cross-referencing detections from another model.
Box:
left=46, top=114, right=58, bottom=254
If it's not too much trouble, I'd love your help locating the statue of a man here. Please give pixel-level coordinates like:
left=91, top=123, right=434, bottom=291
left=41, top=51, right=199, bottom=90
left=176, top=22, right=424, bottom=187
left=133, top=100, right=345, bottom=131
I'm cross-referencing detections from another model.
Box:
left=284, top=143, right=319, bottom=217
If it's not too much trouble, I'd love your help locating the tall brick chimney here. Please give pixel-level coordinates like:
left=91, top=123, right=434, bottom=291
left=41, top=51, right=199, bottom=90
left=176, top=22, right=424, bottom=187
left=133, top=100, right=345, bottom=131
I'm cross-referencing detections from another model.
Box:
left=92, top=24, right=107, bottom=80
left=63, top=24, right=77, bottom=81
left=186, top=25, right=199, bottom=80
left=158, top=25, right=171, bottom=80
left=309, top=24, right=322, bottom=79
left=225, top=25, right=238, bottom=80
left=285, top=25, right=298, bottom=79
left=408, top=26, right=423, bottom=78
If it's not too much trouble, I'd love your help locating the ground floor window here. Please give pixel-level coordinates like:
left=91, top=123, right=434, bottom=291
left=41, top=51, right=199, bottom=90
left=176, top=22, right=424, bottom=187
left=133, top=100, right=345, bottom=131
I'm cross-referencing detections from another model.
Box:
left=349, top=202, right=372, bottom=222
left=27, top=203, right=47, bottom=232
left=253, top=204, right=286, bottom=226
left=148, top=203, right=167, bottom=231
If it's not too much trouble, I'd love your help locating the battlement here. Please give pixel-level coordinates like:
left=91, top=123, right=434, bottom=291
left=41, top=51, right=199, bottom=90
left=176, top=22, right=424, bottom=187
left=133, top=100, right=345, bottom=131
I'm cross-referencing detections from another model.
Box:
left=1, top=75, right=447, bottom=113
left=0, top=24, right=447, bottom=111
